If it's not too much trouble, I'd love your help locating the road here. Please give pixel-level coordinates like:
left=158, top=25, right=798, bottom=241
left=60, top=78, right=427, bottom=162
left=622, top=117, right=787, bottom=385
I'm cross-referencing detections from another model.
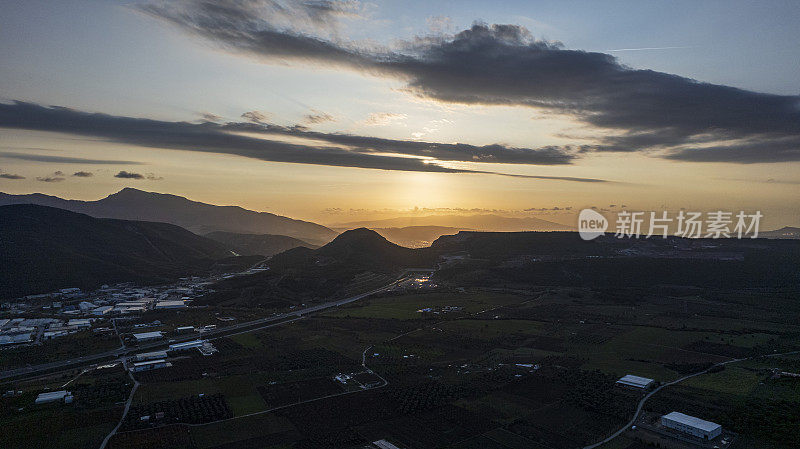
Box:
left=582, top=350, right=800, bottom=449
left=0, top=279, right=405, bottom=381
left=98, top=359, right=140, bottom=449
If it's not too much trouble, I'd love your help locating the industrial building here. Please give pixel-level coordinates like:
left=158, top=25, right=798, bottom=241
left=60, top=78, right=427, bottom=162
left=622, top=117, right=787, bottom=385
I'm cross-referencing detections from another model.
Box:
left=35, top=390, right=73, bottom=404
left=129, top=359, right=171, bottom=372
left=92, top=306, right=113, bottom=316
left=661, top=412, right=722, bottom=440
left=372, top=440, right=403, bottom=449
left=132, top=331, right=163, bottom=342
left=0, top=333, right=33, bottom=345
left=155, top=300, right=187, bottom=309
left=169, top=339, right=205, bottom=351
left=616, top=374, right=655, bottom=389
left=133, top=351, right=168, bottom=362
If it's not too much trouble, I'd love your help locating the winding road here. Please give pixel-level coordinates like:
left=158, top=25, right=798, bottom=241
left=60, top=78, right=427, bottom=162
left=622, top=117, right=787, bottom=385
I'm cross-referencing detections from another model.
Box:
left=582, top=350, right=800, bottom=449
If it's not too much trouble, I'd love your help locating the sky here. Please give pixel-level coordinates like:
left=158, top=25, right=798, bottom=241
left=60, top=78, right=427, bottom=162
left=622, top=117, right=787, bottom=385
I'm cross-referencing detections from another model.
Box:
left=0, top=0, right=798, bottom=228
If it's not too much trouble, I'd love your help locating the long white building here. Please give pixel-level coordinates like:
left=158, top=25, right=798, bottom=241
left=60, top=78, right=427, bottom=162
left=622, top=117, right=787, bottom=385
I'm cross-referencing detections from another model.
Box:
left=616, top=374, right=655, bottom=389
left=661, top=411, right=722, bottom=440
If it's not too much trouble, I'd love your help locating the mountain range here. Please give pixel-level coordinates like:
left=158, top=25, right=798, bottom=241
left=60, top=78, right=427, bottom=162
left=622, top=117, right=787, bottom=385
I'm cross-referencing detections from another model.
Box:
left=0, top=204, right=237, bottom=298
left=0, top=188, right=337, bottom=245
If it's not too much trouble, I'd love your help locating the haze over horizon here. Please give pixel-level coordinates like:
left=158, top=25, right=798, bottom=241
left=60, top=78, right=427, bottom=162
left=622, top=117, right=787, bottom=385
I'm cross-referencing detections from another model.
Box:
left=1, top=0, right=799, bottom=228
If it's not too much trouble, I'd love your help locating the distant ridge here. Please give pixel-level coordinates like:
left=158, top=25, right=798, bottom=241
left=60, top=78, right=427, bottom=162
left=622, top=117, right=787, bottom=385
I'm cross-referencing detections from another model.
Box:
left=205, top=231, right=316, bottom=256
left=0, top=188, right=338, bottom=245
left=760, top=226, right=800, bottom=239
left=0, top=204, right=234, bottom=298
left=332, top=214, right=573, bottom=232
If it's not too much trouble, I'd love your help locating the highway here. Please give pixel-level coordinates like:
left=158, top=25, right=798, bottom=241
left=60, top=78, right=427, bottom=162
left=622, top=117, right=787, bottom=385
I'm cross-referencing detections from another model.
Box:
left=0, top=279, right=405, bottom=381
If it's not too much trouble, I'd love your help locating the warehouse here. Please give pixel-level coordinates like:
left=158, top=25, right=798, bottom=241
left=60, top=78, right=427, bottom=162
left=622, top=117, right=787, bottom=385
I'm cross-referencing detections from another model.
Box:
left=661, top=411, right=722, bottom=440
left=155, top=300, right=187, bottom=309
left=132, top=331, right=163, bottom=342
left=133, top=351, right=168, bottom=362
left=35, top=390, right=73, bottom=404
left=169, top=339, right=205, bottom=351
left=129, top=359, right=171, bottom=372
left=616, top=374, right=655, bottom=389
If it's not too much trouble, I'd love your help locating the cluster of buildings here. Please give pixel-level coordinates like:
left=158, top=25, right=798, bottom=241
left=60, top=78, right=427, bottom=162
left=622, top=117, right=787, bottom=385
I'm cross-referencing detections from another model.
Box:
left=0, top=317, right=104, bottom=346
left=3, top=278, right=213, bottom=318
left=616, top=374, right=727, bottom=444
left=416, top=305, right=463, bottom=314
left=127, top=339, right=217, bottom=373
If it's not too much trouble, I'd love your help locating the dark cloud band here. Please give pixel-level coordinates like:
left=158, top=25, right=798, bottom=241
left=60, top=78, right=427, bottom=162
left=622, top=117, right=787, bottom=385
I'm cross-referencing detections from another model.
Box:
left=139, top=1, right=800, bottom=164
left=0, top=101, right=605, bottom=182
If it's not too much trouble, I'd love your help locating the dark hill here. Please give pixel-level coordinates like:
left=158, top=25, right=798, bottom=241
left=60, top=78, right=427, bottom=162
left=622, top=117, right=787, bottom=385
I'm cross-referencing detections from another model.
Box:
left=760, top=226, right=800, bottom=239
left=205, top=231, right=316, bottom=257
left=0, top=204, right=234, bottom=298
left=0, top=188, right=338, bottom=245
left=271, top=228, right=434, bottom=273
left=204, top=229, right=436, bottom=308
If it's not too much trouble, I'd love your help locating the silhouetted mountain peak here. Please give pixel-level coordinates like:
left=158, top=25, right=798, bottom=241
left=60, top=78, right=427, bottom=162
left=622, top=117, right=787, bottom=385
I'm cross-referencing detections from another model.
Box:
left=0, top=189, right=337, bottom=245
left=329, top=228, right=388, bottom=244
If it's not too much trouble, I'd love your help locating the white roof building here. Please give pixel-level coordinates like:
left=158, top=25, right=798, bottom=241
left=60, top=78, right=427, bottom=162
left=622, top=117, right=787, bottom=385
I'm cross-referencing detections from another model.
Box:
left=169, top=340, right=205, bottom=351
left=616, top=374, right=655, bottom=389
left=373, top=440, right=402, bottom=449
left=0, top=333, right=33, bottom=345
left=78, top=301, right=97, bottom=311
left=35, top=390, right=72, bottom=404
left=133, top=331, right=163, bottom=342
left=661, top=412, right=722, bottom=440
left=130, top=359, right=171, bottom=372
left=67, top=319, right=92, bottom=328
left=133, top=351, right=168, bottom=361
left=93, top=306, right=114, bottom=315
left=155, top=300, right=187, bottom=309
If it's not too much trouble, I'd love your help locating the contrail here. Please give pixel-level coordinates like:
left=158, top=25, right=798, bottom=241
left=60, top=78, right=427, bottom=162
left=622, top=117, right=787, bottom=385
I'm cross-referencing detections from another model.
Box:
left=606, top=46, right=692, bottom=52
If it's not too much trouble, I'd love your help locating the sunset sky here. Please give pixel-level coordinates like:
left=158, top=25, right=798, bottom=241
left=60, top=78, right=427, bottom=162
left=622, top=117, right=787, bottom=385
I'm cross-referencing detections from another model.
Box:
left=1, top=0, right=798, bottom=228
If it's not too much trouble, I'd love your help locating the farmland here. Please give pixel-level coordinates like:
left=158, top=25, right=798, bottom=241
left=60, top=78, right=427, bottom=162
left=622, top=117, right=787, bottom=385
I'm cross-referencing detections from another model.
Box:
left=3, top=285, right=800, bottom=448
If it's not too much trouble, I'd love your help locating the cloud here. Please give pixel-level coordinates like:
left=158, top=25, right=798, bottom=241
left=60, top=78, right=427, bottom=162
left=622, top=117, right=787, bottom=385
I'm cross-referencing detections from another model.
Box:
left=0, top=151, right=143, bottom=164
left=0, top=172, right=25, bottom=180
left=138, top=1, right=800, bottom=163
left=241, top=110, right=270, bottom=123
left=304, top=110, right=335, bottom=124
left=198, top=111, right=222, bottom=122
left=115, top=170, right=145, bottom=179
left=0, top=101, right=602, bottom=181
left=146, top=172, right=164, bottom=181
left=36, top=176, right=65, bottom=182
left=363, top=112, right=407, bottom=127
left=72, top=171, right=94, bottom=177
